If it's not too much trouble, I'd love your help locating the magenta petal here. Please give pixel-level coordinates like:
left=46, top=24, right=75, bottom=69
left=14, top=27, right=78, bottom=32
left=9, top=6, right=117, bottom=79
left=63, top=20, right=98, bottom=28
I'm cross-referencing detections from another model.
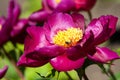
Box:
left=17, top=54, right=48, bottom=67
left=45, top=13, right=76, bottom=42
left=8, top=0, right=21, bottom=23
left=88, top=47, right=120, bottom=63
left=74, top=0, right=96, bottom=11
left=24, top=26, right=49, bottom=54
left=54, top=0, right=75, bottom=12
left=29, top=9, right=50, bottom=23
left=50, top=54, right=84, bottom=71
left=86, top=15, right=118, bottom=45
left=67, top=45, right=86, bottom=60
left=67, top=31, right=95, bottom=60
left=10, top=19, right=28, bottom=37
left=42, top=0, right=53, bottom=12
left=47, top=13, right=75, bottom=30
left=71, top=13, right=85, bottom=31
left=17, top=26, right=50, bottom=67
left=45, top=0, right=58, bottom=10
left=0, top=22, right=12, bottom=46
left=12, top=1, right=21, bottom=24
left=103, top=15, right=118, bottom=36
left=0, top=17, right=5, bottom=25
left=80, top=30, right=94, bottom=47
left=8, top=0, right=15, bottom=19
left=0, top=65, right=8, bottom=79
left=0, top=18, right=8, bottom=46
left=10, top=19, right=28, bottom=43
left=26, top=45, right=65, bottom=60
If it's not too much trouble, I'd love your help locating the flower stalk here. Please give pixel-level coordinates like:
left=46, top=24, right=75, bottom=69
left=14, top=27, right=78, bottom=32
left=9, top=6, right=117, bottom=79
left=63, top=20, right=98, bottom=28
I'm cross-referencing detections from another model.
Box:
left=108, top=63, right=117, bottom=80
left=87, top=11, right=92, bottom=20
left=2, top=47, right=24, bottom=80
left=83, top=72, right=89, bottom=80
left=64, top=72, right=73, bottom=80
left=108, top=69, right=116, bottom=80
left=76, top=68, right=84, bottom=80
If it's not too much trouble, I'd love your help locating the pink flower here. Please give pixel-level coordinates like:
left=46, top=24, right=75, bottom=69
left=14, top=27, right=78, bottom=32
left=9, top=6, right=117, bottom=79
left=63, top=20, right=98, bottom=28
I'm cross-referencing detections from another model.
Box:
left=29, top=0, right=96, bottom=24
left=0, top=0, right=28, bottom=46
left=45, top=0, right=96, bottom=11
left=18, top=13, right=119, bottom=71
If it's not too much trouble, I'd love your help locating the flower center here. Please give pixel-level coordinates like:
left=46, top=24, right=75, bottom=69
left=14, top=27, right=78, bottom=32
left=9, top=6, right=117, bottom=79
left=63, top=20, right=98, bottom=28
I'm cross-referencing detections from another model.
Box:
left=55, top=0, right=61, bottom=4
left=53, top=28, right=83, bottom=48
left=0, top=24, right=2, bottom=31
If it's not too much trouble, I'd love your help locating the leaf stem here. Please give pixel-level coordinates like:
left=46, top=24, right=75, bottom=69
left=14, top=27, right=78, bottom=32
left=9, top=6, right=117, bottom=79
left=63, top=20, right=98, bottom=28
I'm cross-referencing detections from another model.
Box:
left=2, top=47, right=25, bottom=80
left=87, top=11, right=92, bottom=20
left=64, top=72, right=73, bottom=80
left=76, top=69, right=83, bottom=80
left=83, top=72, right=89, bottom=80
left=57, top=72, right=60, bottom=80
left=108, top=68, right=116, bottom=80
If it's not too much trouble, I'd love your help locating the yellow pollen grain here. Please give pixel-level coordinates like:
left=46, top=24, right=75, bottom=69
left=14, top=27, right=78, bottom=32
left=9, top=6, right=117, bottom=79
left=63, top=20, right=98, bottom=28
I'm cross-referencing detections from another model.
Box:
left=0, top=24, right=2, bottom=31
left=53, top=27, right=83, bottom=48
left=55, top=0, right=61, bottom=4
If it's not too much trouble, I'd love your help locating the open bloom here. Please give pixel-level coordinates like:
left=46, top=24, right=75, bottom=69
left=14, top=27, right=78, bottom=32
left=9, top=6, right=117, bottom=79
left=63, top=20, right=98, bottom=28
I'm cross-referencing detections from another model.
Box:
left=0, top=0, right=28, bottom=46
left=0, top=66, right=8, bottom=79
left=29, top=0, right=96, bottom=24
left=18, top=13, right=119, bottom=71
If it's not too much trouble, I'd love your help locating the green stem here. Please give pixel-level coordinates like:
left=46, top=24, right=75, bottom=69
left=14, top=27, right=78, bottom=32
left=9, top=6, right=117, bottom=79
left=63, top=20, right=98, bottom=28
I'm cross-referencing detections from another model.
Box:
left=57, top=71, right=60, bottom=80
left=76, top=69, right=83, bottom=80
left=108, top=62, right=116, bottom=80
left=87, top=11, right=92, bottom=20
left=98, top=64, right=109, bottom=77
left=108, top=68, right=116, bottom=80
left=64, top=72, right=73, bottom=80
left=83, top=72, right=89, bottom=80
left=76, top=68, right=89, bottom=80
left=98, top=63, right=116, bottom=80
left=2, top=47, right=25, bottom=80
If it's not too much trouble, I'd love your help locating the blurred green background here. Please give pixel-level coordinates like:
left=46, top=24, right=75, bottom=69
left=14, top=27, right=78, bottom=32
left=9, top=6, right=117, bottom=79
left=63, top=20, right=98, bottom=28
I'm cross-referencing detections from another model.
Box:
left=0, top=0, right=120, bottom=80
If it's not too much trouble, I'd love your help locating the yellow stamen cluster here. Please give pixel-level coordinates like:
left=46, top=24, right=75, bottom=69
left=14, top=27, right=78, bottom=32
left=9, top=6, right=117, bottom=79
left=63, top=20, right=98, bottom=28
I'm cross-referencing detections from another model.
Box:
left=0, top=24, right=2, bottom=31
left=55, top=0, right=61, bottom=4
left=53, top=27, right=83, bottom=48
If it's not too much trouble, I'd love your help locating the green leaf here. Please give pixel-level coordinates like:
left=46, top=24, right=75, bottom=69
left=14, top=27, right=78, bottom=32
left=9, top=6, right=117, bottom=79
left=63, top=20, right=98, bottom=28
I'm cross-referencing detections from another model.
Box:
left=25, top=63, right=53, bottom=80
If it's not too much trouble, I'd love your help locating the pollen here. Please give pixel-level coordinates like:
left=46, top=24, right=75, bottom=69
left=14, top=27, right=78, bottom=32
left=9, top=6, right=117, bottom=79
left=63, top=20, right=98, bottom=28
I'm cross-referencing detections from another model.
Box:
left=0, top=24, right=2, bottom=31
left=53, top=27, right=83, bottom=48
left=55, top=0, right=61, bottom=4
